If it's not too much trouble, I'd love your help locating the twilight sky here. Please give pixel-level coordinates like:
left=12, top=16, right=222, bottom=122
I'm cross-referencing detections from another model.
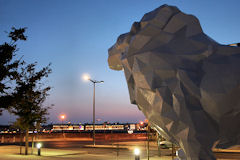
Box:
left=0, top=0, right=240, bottom=125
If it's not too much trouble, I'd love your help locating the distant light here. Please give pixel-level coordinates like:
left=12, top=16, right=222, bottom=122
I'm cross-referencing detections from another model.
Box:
left=36, top=143, right=42, bottom=149
left=82, top=73, right=90, bottom=81
left=128, top=130, right=133, bottom=134
left=60, top=114, right=65, bottom=120
left=140, top=121, right=144, bottom=125
left=134, top=148, right=140, bottom=155
left=96, top=118, right=102, bottom=122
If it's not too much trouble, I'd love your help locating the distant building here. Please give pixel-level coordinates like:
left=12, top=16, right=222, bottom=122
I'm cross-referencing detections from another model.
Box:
left=52, top=124, right=84, bottom=131
left=85, top=124, right=124, bottom=131
left=51, top=123, right=139, bottom=132
left=0, top=122, right=148, bottom=133
left=129, top=124, right=136, bottom=130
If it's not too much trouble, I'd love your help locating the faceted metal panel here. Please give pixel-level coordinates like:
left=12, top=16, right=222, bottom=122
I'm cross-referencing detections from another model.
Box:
left=108, top=4, right=240, bottom=160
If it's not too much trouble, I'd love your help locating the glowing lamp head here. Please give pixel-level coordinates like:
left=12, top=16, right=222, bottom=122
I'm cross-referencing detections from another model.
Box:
left=36, top=143, right=42, bottom=149
left=140, top=121, right=144, bottom=125
left=60, top=114, right=65, bottom=120
left=82, top=73, right=90, bottom=81
left=134, top=148, right=140, bottom=155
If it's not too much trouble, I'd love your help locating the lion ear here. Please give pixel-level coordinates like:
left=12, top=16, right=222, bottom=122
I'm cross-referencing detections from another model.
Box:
left=130, top=22, right=141, bottom=34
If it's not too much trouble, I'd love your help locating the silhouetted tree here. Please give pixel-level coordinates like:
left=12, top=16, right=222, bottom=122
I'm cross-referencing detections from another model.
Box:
left=1, top=27, right=52, bottom=155
left=11, top=62, right=52, bottom=155
left=0, top=27, right=26, bottom=114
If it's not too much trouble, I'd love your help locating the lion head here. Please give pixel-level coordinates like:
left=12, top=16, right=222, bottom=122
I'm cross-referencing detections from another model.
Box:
left=108, top=4, right=240, bottom=160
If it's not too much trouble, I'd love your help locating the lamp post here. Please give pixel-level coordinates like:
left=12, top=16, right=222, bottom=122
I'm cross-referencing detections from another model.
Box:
left=82, top=74, right=104, bottom=146
left=134, top=148, right=140, bottom=160
left=60, top=114, right=65, bottom=125
left=36, top=143, right=42, bottom=156
left=60, top=114, right=66, bottom=136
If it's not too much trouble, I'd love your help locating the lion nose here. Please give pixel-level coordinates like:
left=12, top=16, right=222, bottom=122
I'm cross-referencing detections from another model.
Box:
left=108, top=44, right=123, bottom=71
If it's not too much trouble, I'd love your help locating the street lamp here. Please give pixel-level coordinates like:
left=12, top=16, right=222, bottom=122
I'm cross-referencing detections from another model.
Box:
left=60, top=114, right=65, bottom=125
left=60, top=114, right=66, bottom=135
left=36, top=143, right=42, bottom=156
left=82, top=73, right=104, bottom=146
left=134, top=148, right=140, bottom=160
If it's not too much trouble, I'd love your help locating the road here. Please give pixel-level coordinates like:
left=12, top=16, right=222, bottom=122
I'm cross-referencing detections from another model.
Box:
left=40, top=140, right=92, bottom=149
left=40, top=139, right=148, bottom=148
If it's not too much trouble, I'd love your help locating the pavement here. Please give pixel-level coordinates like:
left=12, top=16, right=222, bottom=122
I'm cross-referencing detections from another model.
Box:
left=0, top=145, right=174, bottom=160
left=0, top=141, right=174, bottom=160
left=0, top=141, right=240, bottom=160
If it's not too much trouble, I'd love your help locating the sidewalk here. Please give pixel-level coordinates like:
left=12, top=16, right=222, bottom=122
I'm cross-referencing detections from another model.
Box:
left=0, top=145, right=173, bottom=160
left=0, top=145, right=86, bottom=160
left=0, top=143, right=239, bottom=160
